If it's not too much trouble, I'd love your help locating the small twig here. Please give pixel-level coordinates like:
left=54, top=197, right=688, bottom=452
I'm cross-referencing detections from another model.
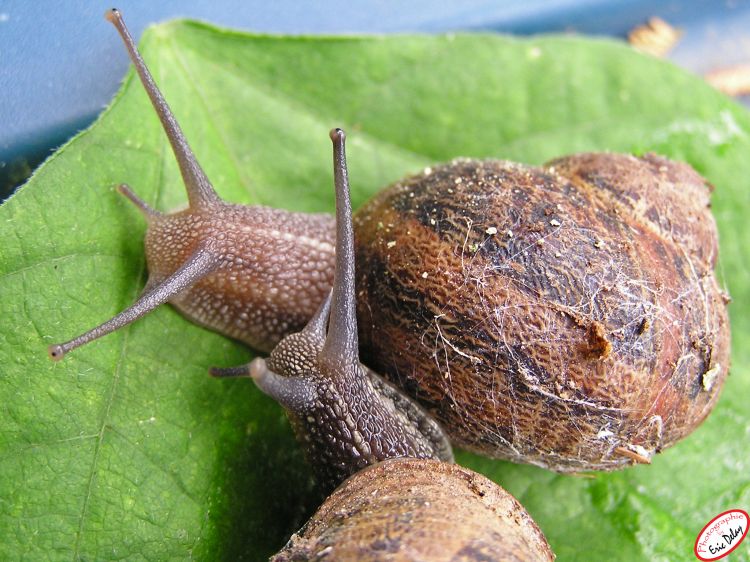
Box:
left=614, top=445, right=652, bottom=464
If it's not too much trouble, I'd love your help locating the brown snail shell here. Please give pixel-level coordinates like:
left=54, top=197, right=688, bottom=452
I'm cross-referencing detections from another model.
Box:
left=272, top=457, right=555, bottom=562
left=354, top=154, right=730, bottom=471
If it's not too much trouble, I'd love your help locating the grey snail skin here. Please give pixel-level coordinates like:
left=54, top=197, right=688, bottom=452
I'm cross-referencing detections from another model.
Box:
left=48, top=9, right=730, bottom=473
left=238, top=129, right=554, bottom=561
left=211, top=129, right=454, bottom=493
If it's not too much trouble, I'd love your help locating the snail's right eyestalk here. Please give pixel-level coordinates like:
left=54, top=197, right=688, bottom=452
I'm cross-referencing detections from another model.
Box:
left=105, top=8, right=219, bottom=208
left=323, top=128, right=358, bottom=364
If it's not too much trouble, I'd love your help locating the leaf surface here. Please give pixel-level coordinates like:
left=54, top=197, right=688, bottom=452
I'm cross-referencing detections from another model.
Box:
left=1, top=20, right=749, bottom=561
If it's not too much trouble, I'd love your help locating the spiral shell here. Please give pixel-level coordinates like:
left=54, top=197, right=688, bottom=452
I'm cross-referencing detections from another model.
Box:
left=272, top=458, right=555, bottom=561
left=354, top=153, right=730, bottom=471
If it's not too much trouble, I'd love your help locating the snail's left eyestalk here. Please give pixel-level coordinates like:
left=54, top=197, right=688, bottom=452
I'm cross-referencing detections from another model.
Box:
left=47, top=246, right=220, bottom=360
left=323, top=128, right=358, bottom=363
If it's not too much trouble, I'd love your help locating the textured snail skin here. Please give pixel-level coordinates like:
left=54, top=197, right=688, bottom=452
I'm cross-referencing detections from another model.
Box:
left=272, top=458, right=555, bottom=562
left=144, top=204, right=335, bottom=353
left=354, top=154, right=730, bottom=471
left=260, top=335, right=454, bottom=491
left=223, top=130, right=454, bottom=494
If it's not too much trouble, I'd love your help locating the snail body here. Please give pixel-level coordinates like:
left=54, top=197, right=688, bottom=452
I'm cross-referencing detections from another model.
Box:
left=211, top=130, right=453, bottom=492
left=240, top=129, right=553, bottom=560
left=49, top=10, right=730, bottom=473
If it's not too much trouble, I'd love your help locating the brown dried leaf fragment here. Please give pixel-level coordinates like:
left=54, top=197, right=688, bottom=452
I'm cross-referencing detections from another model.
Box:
left=705, top=64, right=750, bottom=97
left=628, top=17, right=682, bottom=57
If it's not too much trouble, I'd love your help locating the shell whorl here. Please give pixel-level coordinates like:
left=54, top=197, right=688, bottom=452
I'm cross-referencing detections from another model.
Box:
left=354, top=154, right=730, bottom=471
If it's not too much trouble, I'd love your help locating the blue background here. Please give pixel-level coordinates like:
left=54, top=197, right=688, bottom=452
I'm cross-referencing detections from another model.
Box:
left=1, top=0, right=749, bottom=198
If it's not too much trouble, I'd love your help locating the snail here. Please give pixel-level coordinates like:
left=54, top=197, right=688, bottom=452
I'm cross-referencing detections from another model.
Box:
left=48, top=9, right=731, bottom=472
left=233, top=128, right=554, bottom=561
left=210, top=129, right=454, bottom=492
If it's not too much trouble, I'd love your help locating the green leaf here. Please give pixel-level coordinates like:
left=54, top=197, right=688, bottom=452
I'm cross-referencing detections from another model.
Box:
left=1, top=20, right=749, bottom=561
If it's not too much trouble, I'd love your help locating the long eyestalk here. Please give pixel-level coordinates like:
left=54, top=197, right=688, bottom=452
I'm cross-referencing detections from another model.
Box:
left=321, top=128, right=358, bottom=365
left=48, top=247, right=220, bottom=360
left=105, top=8, right=219, bottom=208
